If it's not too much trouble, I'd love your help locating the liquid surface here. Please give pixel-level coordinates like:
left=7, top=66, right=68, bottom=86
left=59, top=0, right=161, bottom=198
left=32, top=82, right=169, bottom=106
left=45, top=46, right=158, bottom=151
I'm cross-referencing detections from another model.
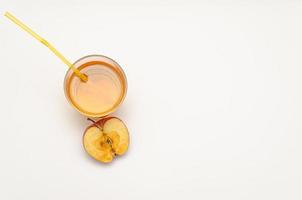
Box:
left=68, top=63, right=123, bottom=115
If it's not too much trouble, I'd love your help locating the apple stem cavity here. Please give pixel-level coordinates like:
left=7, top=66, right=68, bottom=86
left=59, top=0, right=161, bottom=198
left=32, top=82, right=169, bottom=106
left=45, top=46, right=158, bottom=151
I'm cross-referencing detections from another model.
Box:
left=87, top=118, right=103, bottom=130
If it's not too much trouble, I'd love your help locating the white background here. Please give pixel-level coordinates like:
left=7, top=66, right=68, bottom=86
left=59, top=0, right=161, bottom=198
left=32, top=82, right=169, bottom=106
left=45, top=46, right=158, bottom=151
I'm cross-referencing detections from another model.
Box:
left=0, top=0, right=302, bottom=199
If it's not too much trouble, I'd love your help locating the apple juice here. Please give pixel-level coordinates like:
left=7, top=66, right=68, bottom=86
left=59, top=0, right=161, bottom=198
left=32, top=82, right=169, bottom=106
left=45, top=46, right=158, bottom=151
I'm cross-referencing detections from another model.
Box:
left=64, top=55, right=127, bottom=117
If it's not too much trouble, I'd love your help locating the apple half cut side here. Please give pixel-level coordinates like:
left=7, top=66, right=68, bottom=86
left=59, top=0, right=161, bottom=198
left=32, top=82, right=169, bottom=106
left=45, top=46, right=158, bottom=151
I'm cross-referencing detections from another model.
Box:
left=83, top=117, right=129, bottom=163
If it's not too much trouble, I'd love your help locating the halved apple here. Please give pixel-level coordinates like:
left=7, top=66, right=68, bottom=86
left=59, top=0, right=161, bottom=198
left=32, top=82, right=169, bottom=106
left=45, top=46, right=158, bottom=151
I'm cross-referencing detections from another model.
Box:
left=83, top=117, right=129, bottom=163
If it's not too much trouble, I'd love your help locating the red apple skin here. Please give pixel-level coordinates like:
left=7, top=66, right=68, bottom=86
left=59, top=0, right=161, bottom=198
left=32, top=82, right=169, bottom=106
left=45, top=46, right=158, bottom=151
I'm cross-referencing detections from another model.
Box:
left=95, top=117, right=115, bottom=128
left=84, top=117, right=115, bottom=130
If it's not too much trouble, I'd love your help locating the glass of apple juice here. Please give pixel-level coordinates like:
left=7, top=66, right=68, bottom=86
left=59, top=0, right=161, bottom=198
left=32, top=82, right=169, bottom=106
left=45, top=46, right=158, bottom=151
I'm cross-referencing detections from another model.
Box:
left=64, top=55, right=127, bottom=118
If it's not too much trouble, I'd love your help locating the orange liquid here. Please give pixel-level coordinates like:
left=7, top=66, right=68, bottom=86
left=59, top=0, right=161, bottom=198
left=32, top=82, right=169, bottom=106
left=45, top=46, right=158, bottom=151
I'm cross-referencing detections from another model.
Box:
left=64, top=55, right=127, bottom=117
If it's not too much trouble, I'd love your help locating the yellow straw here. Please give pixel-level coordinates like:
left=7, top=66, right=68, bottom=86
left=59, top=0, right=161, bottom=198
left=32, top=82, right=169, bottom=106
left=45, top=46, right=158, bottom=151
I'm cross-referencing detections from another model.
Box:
left=4, top=12, right=88, bottom=82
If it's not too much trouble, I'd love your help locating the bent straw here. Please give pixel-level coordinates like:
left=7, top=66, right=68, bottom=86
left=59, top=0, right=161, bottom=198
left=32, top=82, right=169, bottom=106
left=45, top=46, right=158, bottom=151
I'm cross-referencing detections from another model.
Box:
left=4, top=12, right=88, bottom=82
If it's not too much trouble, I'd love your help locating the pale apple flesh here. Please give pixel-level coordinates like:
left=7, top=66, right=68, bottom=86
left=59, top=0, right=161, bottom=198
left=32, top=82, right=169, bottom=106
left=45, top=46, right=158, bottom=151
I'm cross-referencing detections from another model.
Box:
left=103, top=118, right=129, bottom=155
left=83, top=117, right=129, bottom=163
